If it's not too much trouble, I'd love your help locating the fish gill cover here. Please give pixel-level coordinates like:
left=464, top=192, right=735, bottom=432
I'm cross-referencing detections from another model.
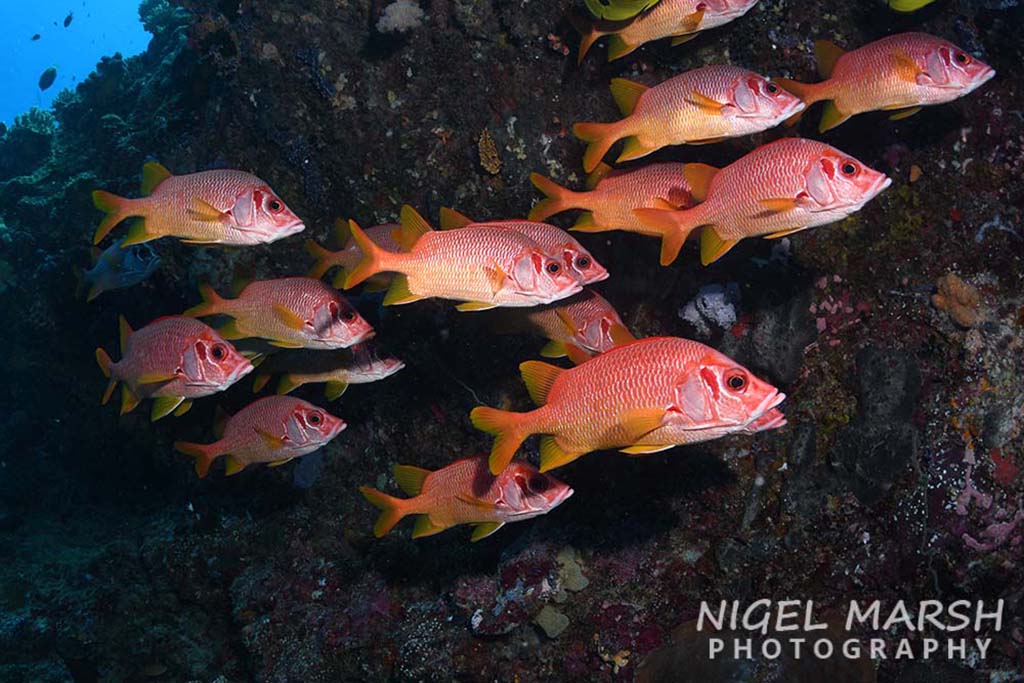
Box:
left=0, top=0, right=1022, bottom=682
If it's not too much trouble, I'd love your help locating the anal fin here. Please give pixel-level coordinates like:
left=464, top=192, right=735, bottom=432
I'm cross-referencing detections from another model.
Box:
left=470, top=522, right=505, bottom=542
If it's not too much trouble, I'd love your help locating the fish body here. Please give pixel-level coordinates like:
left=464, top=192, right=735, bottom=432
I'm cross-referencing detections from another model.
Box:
left=573, top=66, right=804, bottom=173
left=498, top=289, right=635, bottom=363
left=78, top=238, right=161, bottom=301
left=95, top=316, right=253, bottom=421
left=776, top=33, right=995, bottom=132
left=175, top=396, right=345, bottom=478
left=634, top=138, right=891, bottom=265
left=577, top=0, right=760, bottom=63
left=38, top=67, right=57, bottom=90
left=359, top=456, right=573, bottom=541
left=185, top=277, right=373, bottom=350
left=438, top=208, right=609, bottom=285
left=306, top=222, right=400, bottom=289
left=252, top=342, right=405, bottom=400
left=91, top=161, right=304, bottom=246
left=471, top=336, right=786, bottom=474
left=343, top=207, right=582, bottom=311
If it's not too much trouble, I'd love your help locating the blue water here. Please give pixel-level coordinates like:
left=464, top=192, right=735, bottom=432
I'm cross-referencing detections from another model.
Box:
left=0, top=0, right=150, bottom=126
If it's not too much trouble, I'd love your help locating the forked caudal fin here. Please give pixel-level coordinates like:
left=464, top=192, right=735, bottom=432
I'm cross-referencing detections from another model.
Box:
left=343, top=220, right=393, bottom=289
left=305, top=239, right=339, bottom=279
left=470, top=406, right=530, bottom=475
left=174, top=441, right=222, bottom=479
left=91, top=190, right=142, bottom=245
left=528, top=173, right=583, bottom=222
left=95, top=347, right=118, bottom=405
left=183, top=283, right=229, bottom=317
left=632, top=207, right=704, bottom=266
left=359, top=485, right=409, bottom=537
left=573, top=120, right=626, bottom=174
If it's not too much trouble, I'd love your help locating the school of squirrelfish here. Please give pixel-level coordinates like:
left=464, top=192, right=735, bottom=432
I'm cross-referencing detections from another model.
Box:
left=89, top=0, right=996, bottom=542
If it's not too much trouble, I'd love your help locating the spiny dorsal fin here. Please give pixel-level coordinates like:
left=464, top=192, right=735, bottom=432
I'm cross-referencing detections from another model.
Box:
left=140, top=161, right=172, bottom=196
left=519, top=360, right=564, bottom=406
left=118, top=315, right=133, bottom=354
left=438, top=207, right=474, bottom=229
left=393, top=464, right=430, bottom=496
left=398, top=205, right=434, bottom=251
left=814, top=39, right=846, bottom=80
left=608, top=78, right=648, bottom=116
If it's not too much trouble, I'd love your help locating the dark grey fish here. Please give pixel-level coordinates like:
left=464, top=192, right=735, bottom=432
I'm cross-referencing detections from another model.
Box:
left=0, top=122, right=6, bottom=137
left=31, top=33, right=41, bottom=41
left=64, top=12, right=73, bottom=27
left=38, top=67, right=57, bottom=90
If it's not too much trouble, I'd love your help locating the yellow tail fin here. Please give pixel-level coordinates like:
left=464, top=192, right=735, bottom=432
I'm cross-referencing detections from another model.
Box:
left=528, top=173, right=582, bottom=221
left=95, top=348, right=118, bottom=405
left=569, top=12, right=606, bottom=65
left=344, top=220, right=392, bottom=289
left=573, top=121, right=625, bottom=174
left=183, top=283, right=227, bottom=317
left=359, top=486, right=408, bottom=537
left=91, top=190, right=140, bottom=245
left=305, top=239, right=339, bottom=279
left=631, top=207, right=704, bottom=266
left=174, top=440, right=221, bottom=479
left=470, top=406, right=530, bottom=475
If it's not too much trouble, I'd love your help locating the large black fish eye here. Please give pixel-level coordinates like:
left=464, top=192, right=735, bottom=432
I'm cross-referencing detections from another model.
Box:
left=528, top=476, right=548, bottom=492
left=547, top=262, right=561, bottom=274
left=766, top=83, right=778, bottom=93
left=955, top=52, right=970, bottom=65
left=576, top=255, right=591, bottom=269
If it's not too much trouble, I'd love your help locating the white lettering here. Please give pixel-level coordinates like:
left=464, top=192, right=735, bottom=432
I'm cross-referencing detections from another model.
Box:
left=742, top=599, right=772, bottom=635
left=974, top=638, right=990, bottom=659
left=895, top=639, right=914, bottom=659
left=921, top=639, right=939, bottom=658
left=698, top=601, right=727, bottom=632
left=813, top=639, right=834, bottom=659
left=734, top=638, right=753, bottom=659
left=946, top=600, right=971, bottom=631
left=948, top=639, right=966, bottom=659
left=918, top=600, right=946, bottom=631
left=975, top=600, right=1003, bottom=631
left=774, top=600, right=801, bottom=632
left=882, top=601, right=915, bottom=631
left=847, top=600, right=881, bottom=630
left=869, top=638, right=886, bottom=660
left=842, top=639, right=861, bottom=659
left=762, top=639, right=781, bottom=659
left=805, top=600, right=827, bottom=631
left=708, top=638, right=724, bottom=659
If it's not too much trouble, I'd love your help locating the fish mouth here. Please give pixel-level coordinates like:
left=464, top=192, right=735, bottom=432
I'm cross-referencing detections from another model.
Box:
left=228, top=361, right=256, bottom=384
left=582, top=267, right=610, bottom=285
left=743, top=390, right=787, bottom=428
left=781, top=98, right=807, bottom=120
left=968, top=66, right=996, bottom=92
left=869, top=175, right=893, bottom=200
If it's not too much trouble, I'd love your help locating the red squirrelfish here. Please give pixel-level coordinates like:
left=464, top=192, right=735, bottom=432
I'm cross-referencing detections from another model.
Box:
left=471, top=336, right=786, bottom=474
left=573, top=66, right=804, bottom=173
left=776, top=33, right=996, bottom=132
left=495, top=289, right=636, bottom=364
left=175, top=396, right=345, bottom=478
left=359, top=455, right=573, bottom=541
left=251, top=342, right=405, bottom=400
left=343, top=206, right=582, bottom=311
left=92, top=161, right=304, bottom=246
left=95, top=315, right=253, bottom=421
left=530, top=162, right=698, bottom=264
left=634, top=138, right=891, bottom=266
left=437, top=207, right=609, bottom=285
left=185, top=277, right=374, bottom=350
left=576, top=0, right=761, bottom=63
left=306, top=220, right=401, bottom=290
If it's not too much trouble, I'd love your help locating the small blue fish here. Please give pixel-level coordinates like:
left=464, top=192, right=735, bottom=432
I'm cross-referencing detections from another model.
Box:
left=77, top=238, right=161, bottom=302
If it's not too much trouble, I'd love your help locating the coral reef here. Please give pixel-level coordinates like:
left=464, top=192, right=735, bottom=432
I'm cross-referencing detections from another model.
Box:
left=0, top=0, right=1022, bottom=681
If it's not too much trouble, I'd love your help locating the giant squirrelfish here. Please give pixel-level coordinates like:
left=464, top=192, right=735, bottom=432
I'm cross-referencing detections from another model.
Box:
left=185, top=277, right=373, bottom=350
left=634, top=138, right=891, bottom=265
left=175, top=396, right=345, bottom=478
left=573, top=66, right=804, bottom=173
left=77, top=238, right=161, bottom=302
left=251, top=342, right=405, bottom=400
left=92, top=162, right=304, bottom=246
left=95, top=316, right=253, bottom=421
left=437, top=208, right=609, bottom=286
left=575, top=0, right=760, bottom=63
left=359, top=455, right=573, bottom=541
left=306, top=220, right=401, bottom=290
left=776, top=33, right=995, bottom=133
left=471, top=336, right=785, bottom=474
left=342, top=206, right=582, bottom=311
left=530, top=163, right=697, bottom=265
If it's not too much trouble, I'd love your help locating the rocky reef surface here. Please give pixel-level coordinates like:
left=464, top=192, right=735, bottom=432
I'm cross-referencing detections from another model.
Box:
left=0, top=0, right=1022, bottom=681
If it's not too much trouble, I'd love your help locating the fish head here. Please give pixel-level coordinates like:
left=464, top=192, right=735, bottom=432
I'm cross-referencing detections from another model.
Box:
left=348, top=342, right=406, bottom=381
left=729, top=72, right=806, bottom=122
left=309, top=298, right=375, bottom=348
left=492, top=462, right=574, bottom=521
left=121, top=243, right=162, bottom=280
left=556, top=241, right=609, bottom=285
left=668, top=350, right=786, bottom=431
left=801, top=147, right=891, bottom=213
left=576, top=309, right=633, bottom=354
left=918, top=40, right=995, bottom=96
left=180, top=332, right=254, bottom=390
left=285, top=401, right=347, bottom=446
left=510, top=249, right=583, bottom=302
left=230, top=185, right=305, bottom=241
left=742, top=407, right=787, bottom=434
left=701, top=0, right=760, bottom=20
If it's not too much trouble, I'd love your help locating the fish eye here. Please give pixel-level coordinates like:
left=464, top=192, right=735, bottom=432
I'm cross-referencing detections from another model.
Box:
left=211, top=343, right=227, bottom=360
left=766, top=82, right=778, bottom=94
left=575, top=255, right=592, bottom=269
left=341, top=308, right=357, bottom=322
left=546, top=262, right=561, bottom=274
left=308, top=411, right=323, bottom=426
left=528, top=475, right=548, bottom=492
left=726, top=371, right=747, bottom=391
left=267, top=198, right=283, bottom=213
left=841, top=161, right=858, bottom=176
left=954, top=52, right=970, bottom=65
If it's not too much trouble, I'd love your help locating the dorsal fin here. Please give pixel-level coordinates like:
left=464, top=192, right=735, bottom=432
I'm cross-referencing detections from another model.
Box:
left=814, top=39, right=846, bottom=79
left=519, top=360, right=565, bottom=406
left=118, top=315, right=133, bottom=354
left=438, top=207, right=474, bottom=229
left=231, top=263, right=254, bottom=297
left=683, top=163, right=719, bottom=203
left=609, top=78, right=648, bottom=116
left=393, top=464, right=430, bottom=496
left=213, top=405, right=231, bottom=439
left=140, top=161, right=172, bottom=196
left=333, top=218, right=352, bottom=247
left=398, top=205, right=434, bottom=251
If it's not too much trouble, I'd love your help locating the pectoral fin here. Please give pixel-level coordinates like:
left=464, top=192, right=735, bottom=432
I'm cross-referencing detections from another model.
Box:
left=680, top=9, right=704, bottom=33
left=620, top=407, right=666, bottom=442
left=272, top=304, right=307, bottom=331
left=759, top=198, right=799, bottom=214
left=484, top=264, right=509, bottom=295
left=255, top=428, right=286, bottom=450
left=687, top=91, right=725, bottom=114
left=137, top=371, right=178, bottom=384
left=456, top=493, right=497, bottom=511
left=189, top=198, right=227, bottom=222
left=764, top=226, right=807, bottom=239
left=564, top=344, right=593, bottom=366
left=267, top=458, right=294, bottom=468
left=892, top=50, right=921, bottom=83
left=470, top=522, right=505, bottom=542
left=540, top=340, right=568, bottom=358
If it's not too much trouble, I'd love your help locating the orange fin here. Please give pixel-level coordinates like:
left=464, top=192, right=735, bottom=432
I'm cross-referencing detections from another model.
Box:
left=606, top=35, right=636, bottom=62
left=609, top=323, right=635, bottom=347
left=272, top=304, right=307, bottom=331
left=92, top=189, right=135, bottom=245
left=683, top=163, right=718, bottom=203
left=565, top=344, right=592, bottom=366
left=456, top=301, right=499, bottom=312
left=892, top=50, right=921, bottom=83
left=519, top=360, right=564, bottom=405
left=687, top=90, right=724, bottom=114
left=344, top=220, right=391, bottom=289
left=175, top=440, right=219, bottom=479
left=95, top=348, right=117, bottom=405
left=120, top=384, right=141, bottom=415
left=764, top=226, right=807, bottom=239
left=814, top=39, right=846, bottom=79
left=438, top=207, right=474, bottom=229
left=137, top=371, right=177, bottom=385
left=255, top=428, right=286, bottom=450
left=359, top=486, right=408, bottom=537
left=569, top=212, right=603, bottom=233
left=819, top=101, right=851, bottom=132
left=305, top=239, right=338, bottom=279
left=189, top=197, right=226, bottom=222
left=539, top=436, right=583, bottom=472
left=382, top=273, right=423, bottom=306
left=620, top=407, right=666, bottom=442
left=700, top=227, right=739, bottom=265
left=759, top=198, right=799, bottom=214
left=540, top=340, right=569, bottom=359
left=609, top=78, right=648, bottom=116
left=573, top=120, right=623, bottom=174
left=585, top=162, right=613, bottom=190
left=631, top=208, right=702, bottom=266
left=183, top=282, right=227, bottom=317
left=680, top=8, right=705, bottom=33
left=529, top=173, right=579, bottom=222
left=470, top=407, right=529, bottom=475
left=412, top=515, right=447, bottom=539
left=616, top=136, right=656, bottom=164
left=456, top=493, right=498, bottom=511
